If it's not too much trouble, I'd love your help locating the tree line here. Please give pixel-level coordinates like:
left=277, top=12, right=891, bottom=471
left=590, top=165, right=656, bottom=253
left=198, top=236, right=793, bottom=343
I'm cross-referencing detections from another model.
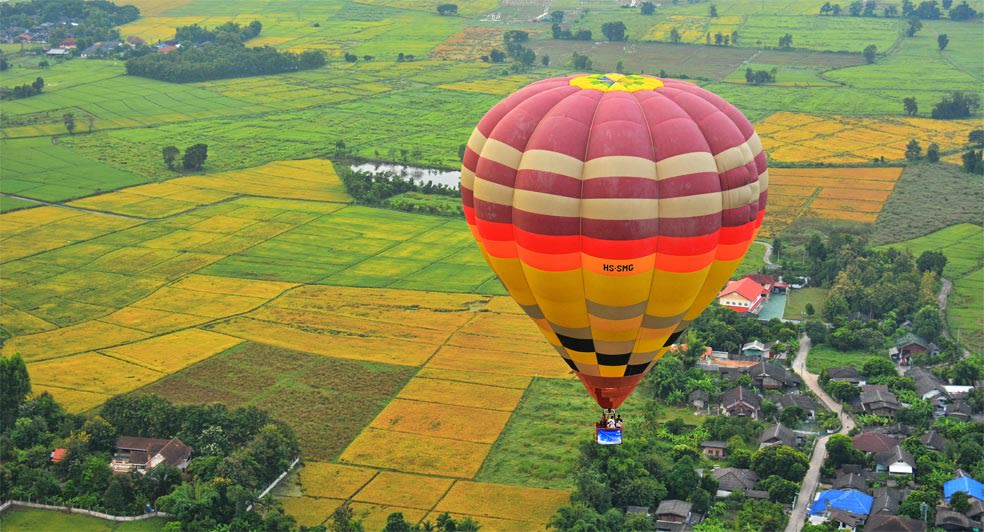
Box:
left=0, top=77, right=44, bottom=100
left=162, top=143, right=208, bottom=172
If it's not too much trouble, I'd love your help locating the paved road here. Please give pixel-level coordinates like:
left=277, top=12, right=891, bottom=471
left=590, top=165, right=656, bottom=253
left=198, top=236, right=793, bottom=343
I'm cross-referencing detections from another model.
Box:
left=785, top=334, right=856, bottom=532
left=756, top=240, right=778, bottom=270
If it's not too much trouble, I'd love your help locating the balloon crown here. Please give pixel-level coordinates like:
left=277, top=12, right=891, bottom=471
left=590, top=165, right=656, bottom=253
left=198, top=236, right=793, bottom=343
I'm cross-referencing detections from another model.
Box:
left=569, top=73, right=664, bottom=92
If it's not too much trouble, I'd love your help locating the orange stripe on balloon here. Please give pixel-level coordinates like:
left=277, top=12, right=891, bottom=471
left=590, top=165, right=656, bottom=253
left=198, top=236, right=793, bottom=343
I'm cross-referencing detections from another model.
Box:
left=716, top=241, right=751, bottom=261
left=517, top=247, right=581, bottom=271
left=654, top=249, right=718, bottom=273
left=482, top=238, right=519, bottom=258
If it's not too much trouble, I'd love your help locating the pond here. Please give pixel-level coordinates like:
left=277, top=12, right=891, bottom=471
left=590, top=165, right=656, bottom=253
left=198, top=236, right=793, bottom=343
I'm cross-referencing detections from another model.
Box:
left=350, top=163, right=460, bottom=189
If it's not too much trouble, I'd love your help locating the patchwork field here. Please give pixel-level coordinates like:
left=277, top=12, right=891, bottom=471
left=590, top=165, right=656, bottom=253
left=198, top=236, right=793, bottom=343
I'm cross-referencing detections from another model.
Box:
left=757, top=112, right=982, bottom=165
left=761, top=167, right=904, bottom=237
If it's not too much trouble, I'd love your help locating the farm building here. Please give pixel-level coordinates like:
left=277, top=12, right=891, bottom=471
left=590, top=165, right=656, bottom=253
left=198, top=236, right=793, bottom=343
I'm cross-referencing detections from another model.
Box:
left=112, top=436, right=191, bottom=474
left=720, top=386, right=761, bottom=418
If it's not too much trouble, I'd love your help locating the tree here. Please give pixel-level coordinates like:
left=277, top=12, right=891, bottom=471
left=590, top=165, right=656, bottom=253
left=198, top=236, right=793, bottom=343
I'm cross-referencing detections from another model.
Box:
left=899, top=489, right=939, bottom=521
left=862, top=358, right=897, bottom=380
left=943, top=0, right=953, bottom=7
left=328, top=502, right=363, bottom=532
left=913, top=305, right=943, bottom=342
left=962, top=149, right=983, bottom=174
left=863, top=44, right=877, bottom=63
left=825, top=434, right=865, bottom=468
left=905, top=139, right=922, bottom=160
left=938, top=33, right=949, bottom=50
left=183, top=143, right=208, bottom=171
left=489, top=48, right=505, bottom=63
left=906, top=16, right=922, bottom=36
left=641, top=1, right=655, bottom=15
left=915, top=0, right=942, bottom=17
left=805, top=303, right=816, bottom=316
left=709, top=4, right=718, bottom=16
left=849, top=0, right=863, bottom=15
left=63, top=112, right=76, bottom=134
left=551, top=10, right=564, bottom=23
left=952, top=358, right=983, bottom=384
left=926, top=142, right=940, bottom=162
left=968, top=129, right=984, bottom=147
left=1, top=354, right=31, bottom=429
left=670, top=28, right=682, bottom=43
left=541, top=55, right=550, bottom=67
left=382, top=512, right=411, bottom=532
left=902, top=97, right=919, bottom=116
left=826, top=381, right=860, bottom=402
left=779, top=406, right=806, bottom=427
left=436, top=3, right=458, bottom=15
left=759, top=475, right=799, bottom=503
left=832, top=4, right=842, bottom=14
left=778, top=33, right=793, bottom=48
left=751, top=445, right=809, bottom=482
left=932, top=91, right=981, bottom=119
left=572, top=52, right=592, bottom=70
left=950, top=491, right=971, bottom=513
left=885, top=4, right=899, bottom=16
left=601, top=21, right=627, bottom=41
left=949, top=1, right=978, bottom=20
left=162, top=146, right=180, bottom=170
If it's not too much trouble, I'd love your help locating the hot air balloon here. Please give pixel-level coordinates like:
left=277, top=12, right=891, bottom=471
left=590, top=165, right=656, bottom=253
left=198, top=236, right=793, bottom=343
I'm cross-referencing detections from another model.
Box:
left=460, top=73, right=767, bottom=425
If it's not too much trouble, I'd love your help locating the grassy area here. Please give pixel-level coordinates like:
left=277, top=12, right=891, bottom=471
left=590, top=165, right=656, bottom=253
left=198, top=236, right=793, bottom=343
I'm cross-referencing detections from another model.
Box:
left=0, top=508, right=167, bottom=531
left=135, top=342, right=416, bottom=461
left=786, top=287, right=828, bottom=321
left=805, top=344, right=884, bottom=374
left=734, top=241, right=768, bottom=278
left=876, top=223, right=984, bottom=354
left=474, top=378, right=648, bottom=490
left=873, top=164, right=984, bottom=245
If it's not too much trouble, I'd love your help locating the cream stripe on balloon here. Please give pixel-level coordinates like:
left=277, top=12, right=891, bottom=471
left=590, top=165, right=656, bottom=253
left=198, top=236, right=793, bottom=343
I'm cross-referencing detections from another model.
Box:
left=654, top=152, right=718, bottom=181
left=480, top=138, right=524, bottom=170
left=461, top=166, right=477, bottom=191
left=467, top=128, right=487, bottom=155
left=519, top=150, right=584, bottom=178
left=583, top=156, right=655, bottom=180
left=472, top=178, right=517, bottom=206
left=758, top=169, right=769, bottom=193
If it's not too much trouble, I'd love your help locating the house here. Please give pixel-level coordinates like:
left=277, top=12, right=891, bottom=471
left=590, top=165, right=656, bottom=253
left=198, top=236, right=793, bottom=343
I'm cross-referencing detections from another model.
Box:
left=758, top=423, right=797, bottom=448
left=896, top=332, right=938, bottom=360
left=654, top=500, right=695, bottom=532
left=127, top=35, right=146, bottom=46
left=920, top=430, right=948, bottom=452
left=689, top=389, right=709, bottom=409
left=50, top=448, right=67, bottom=463
left=717, top=277, right=768, bottom=313
left=111, top=436, right=191, bottom=474
left=157, top=44, right=179, bottom=54
left=776, top=394, right=820, bottom=420
left=864, top=514, right=926, bottom=532
left=944, top=471, right=984, bottom=503
left=711, top=467, right=760, bottom=498
left=859, top=387, right=900, bottom=417
left=874, top=446, right=915, bottom=476
left=59, top=37, right=77, bottom=49
left=701, top=440, right=727, bottom=459
left=45, top=47, right=69, bottom=57
left=907, top=366, right=946, bottom=401
left=832, top=472, right=868, bottom=492
left=935, top=509, right=973, bottom=531
left=852, top=432, right=900, bottom=454
left=741, top=340, right=770, bottom=360
left=868, top=487, right=905, bottom=516
left=720, top=387, right=762, bottom=418
left=809, top=489, right=874, bottom=520
left=748, top=361, right=800, bottom=391
left=827, top=508, right=867, bottom=531
left=80, top=41, right=121, bottom=58
left=946, top=401, right=973, bottom=421
left=944, top=385, right=974, bottom=401
left=826, top=367, right=861, bottom=386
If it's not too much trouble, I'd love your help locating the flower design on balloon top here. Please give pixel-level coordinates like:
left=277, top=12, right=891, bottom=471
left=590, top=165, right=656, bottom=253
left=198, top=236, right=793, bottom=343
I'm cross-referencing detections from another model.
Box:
left=569, top=73, right=664, bottom=92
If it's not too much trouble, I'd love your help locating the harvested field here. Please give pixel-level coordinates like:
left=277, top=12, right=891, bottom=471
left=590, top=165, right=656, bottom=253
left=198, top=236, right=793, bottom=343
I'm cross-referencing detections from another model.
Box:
left=353, top=471, right=454, bottom=510
left=2, top=321, right=150, bottom=361
left=434, top=481, right=570, bottom=523
left=101, top=307, right=210, bottom=334
left=29, top=352, right=163, bottom=400
left=280, top=496, right=337, bottom=528
left=300, top=462, right=378, bottom=500
left=396, top=377, right=525, bottom=411
left=339, top=428, right=491, bottom=478
left=426, top=345, right=570, bottom=379
left=370, top=398, right=511, bottom=443
left=413, top=367, right=532, bottom=389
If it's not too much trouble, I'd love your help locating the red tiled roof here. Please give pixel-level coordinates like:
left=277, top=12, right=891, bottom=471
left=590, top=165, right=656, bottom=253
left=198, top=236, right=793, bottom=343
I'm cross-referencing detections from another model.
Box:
left=51, top=448, right=68, bottom=463
left=718, top=278, right=766, bottom=301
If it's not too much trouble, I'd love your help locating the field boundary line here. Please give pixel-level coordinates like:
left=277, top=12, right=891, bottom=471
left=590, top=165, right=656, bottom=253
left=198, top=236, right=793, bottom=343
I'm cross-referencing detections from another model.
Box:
left=413, top=373, right=530, bottom=391
left=472, top=377, right=538, bottom=481
left=0, top=500, right=168, bottom=521
left=388, top=396, right=515, bottom=414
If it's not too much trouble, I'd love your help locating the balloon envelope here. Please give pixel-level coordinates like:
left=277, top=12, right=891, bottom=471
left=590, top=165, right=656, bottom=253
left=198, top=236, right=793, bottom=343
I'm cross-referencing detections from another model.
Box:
left=461, top=74, right=767, bottom=408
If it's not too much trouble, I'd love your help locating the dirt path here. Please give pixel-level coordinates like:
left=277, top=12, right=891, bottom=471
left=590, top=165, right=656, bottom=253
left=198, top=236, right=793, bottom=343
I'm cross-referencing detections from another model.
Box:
left=785, top=334, right=856, bottom=532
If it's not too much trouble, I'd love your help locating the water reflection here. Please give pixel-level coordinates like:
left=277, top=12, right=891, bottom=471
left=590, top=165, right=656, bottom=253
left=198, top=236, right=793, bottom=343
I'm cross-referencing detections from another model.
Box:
left=350, top=163, right=460, bottom=189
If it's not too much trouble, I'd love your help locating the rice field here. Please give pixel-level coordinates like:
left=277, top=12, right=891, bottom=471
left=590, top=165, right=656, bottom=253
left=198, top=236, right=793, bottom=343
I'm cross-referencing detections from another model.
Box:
left=759, top=167, right=904, bottom=236
left=758, top=112, right=982, bottom=165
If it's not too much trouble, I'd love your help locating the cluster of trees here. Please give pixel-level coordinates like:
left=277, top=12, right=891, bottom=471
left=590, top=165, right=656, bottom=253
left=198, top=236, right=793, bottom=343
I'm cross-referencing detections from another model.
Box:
left=0, top=77, right=44, bottom=100
left=1, top=355, right=306, bottom=531
left=690, top=304, right=799, bottom=355
left=435, top=3, right=458, bottom=15
left=601, top=21, right=627, bottom=41
left=931, top=91, right=981, bottom=119
left=571, top=51, right=592, bottom=70
left=125, top=22, right=324, bottom=83
left=818, top=0, right=979, bottom=18
left=551, top=23, right=592, bottom=41
left=548, top=404, right=804, bottom=531
left=0, top=0, right=140, bottom=52
left=904, top=138, right=941, bottom=162
left=705, top=30, right=738, bottom=46
left=175, top=21, right=263, bottom=46
left=744, top=67, right=776, bottom=85
left=337, top=161, right=459, bottom=217
left=777, top=33, right=793, bottom=49
left=126, top=45, right=325, bottom=83
left=162, top=143, right=208, bottom=171
left=344, top=53, right=374, bottom=63
left=961, top=129, right=984, bottom=174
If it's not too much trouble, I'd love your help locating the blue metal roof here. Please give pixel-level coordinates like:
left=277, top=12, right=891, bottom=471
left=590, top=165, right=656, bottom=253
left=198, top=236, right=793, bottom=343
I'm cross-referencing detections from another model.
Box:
left=809, top=489, right=874, bottom=516
left=944, top=474, right=984, bottom=502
